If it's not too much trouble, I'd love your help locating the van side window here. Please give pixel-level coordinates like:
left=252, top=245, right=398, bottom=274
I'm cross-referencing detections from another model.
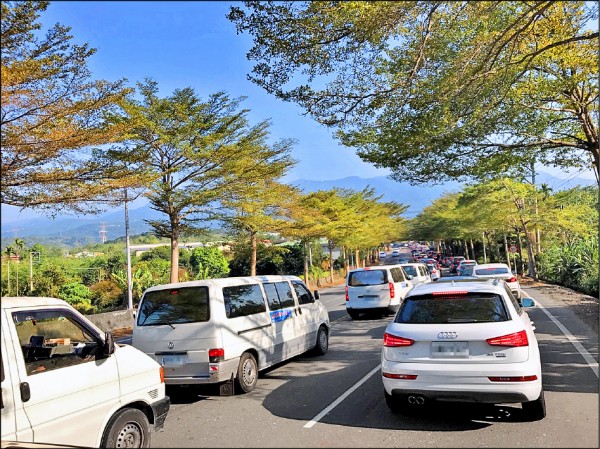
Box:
left=12, top=309, right=100, bottom=376
left=275, top=282, right=295, bottom=308
left=390, top=268, right=405, bottom=282
left=292, top=281, right=314, bottom=305
left=223, top=284, right=267, bottom=318
left=263, top=282, right=294, bottom=310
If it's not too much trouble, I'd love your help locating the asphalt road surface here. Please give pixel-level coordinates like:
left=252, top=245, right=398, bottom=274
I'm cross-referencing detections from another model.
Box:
left=146, top=250, right=598, bottom=448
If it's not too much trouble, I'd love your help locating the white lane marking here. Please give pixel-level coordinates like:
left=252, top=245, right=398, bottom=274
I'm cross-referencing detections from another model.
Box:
left=526, top=291, right=598, bottom=378
left=303, top=363, right=381, bottom=429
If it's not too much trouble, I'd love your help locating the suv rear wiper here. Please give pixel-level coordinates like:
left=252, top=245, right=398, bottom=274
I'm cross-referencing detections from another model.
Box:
left=446, top=318, right=479, bottom=323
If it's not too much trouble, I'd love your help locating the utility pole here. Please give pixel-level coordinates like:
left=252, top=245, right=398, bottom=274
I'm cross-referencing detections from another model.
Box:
left=125, top=189, right=134, bottom=310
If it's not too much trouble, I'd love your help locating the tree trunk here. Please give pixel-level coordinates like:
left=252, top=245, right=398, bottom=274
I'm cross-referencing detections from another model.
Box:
left=516, top=233, right=526, bottom=276
left=463, top=240, right=469, bottom=258
left=482, top=232, right=487, bottom=263
left=250, top=231, right=258, bottom=276
left=355, top=248, right=360, bottom=269
left=170, top=231, right=180, bottom=283
left=503, top=231, right=512, bottom=271
left=328, top=240, right=334, bottom=282
left=469, top=238, right=475, bottom=260
left=303, top=240, right=309, bottom=285
left=517, top=216, right=537, bottom=279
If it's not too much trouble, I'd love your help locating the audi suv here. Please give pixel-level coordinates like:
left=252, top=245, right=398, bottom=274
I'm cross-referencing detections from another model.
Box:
left=381, top=279, right=545, bottom=421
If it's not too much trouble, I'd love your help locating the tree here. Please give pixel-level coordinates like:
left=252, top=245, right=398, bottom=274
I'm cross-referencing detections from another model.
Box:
left=115, top=79, right=296, bottom=283
left=222, top=181, right=299, bottom=276
left=189, top=246, right=230, bottom=279
left=1, top=1, right=132, bottom=213
left=228, top=1, right=599, bottom=184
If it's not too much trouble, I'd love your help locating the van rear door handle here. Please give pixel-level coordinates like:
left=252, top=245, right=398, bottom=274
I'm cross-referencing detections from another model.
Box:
left=20, top=382, right=31, bottom=402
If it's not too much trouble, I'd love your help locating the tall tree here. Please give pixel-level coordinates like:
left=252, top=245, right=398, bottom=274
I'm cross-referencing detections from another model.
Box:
left=115, top=79, right=296, bottom=283
left=1, top=1, right=131, bottom=213
left=228, top=1, right=599, bottom=184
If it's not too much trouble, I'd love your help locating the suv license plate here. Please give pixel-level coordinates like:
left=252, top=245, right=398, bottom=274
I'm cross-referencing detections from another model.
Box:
left=161, top=354, right=186, bottom=367
left=431, top=341, right=469, bottom=358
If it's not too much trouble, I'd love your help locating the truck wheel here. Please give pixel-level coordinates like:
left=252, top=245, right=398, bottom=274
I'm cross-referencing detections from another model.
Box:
left=102, top=408, right=151, bottom=448
left=235, top=352, right=258, bottom=394
left=313, top=326, right=329, bottom=355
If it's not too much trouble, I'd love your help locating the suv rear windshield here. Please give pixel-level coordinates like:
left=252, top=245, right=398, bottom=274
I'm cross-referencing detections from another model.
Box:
left=475, top=267, right=510, bottom=275
left=395, top=293, right=509, bottom=324
left=348, top=270, right=387, bottom=286
left=137, top=286, right=210, bottom=326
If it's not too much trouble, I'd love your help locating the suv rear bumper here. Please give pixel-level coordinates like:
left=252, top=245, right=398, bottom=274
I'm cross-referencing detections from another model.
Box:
left=388, top=388, right=529, bottom=404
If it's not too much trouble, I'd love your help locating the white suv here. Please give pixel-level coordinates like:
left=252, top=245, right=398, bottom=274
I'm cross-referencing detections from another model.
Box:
left=381, top=279, right=545, bottom=421
left=472, top=263, right=522, bottom=299
left=345, top=265, right=413, bottom=319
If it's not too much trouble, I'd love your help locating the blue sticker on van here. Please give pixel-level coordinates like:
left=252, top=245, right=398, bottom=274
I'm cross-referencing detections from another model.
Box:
left=270, top=309, right=292, bottom=322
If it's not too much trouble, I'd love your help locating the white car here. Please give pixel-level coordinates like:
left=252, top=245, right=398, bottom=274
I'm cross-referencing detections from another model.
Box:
left=381, top=279, right=545, bottom=421
left=472, top=263, right=521, bottom=299
left=345, top=265, right=413, bottom=319
left=379, top=250, right=387, bottom=258
left=399, top=263, right=431, bottom=285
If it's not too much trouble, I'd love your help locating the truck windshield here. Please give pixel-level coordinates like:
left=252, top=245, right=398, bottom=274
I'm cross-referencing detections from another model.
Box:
left=137, top=286, right=210, bottom=326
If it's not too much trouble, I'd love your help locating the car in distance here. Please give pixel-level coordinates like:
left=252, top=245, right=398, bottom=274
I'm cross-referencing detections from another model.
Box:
left=399, top=263, right=431, bottom=285
left=345, top=265, right=413, bottom=319
left=379, top=250, right=387, bottom=259
left=381, top=279, right=545, bottom=421
left=472, top=263, right=522, bottom=299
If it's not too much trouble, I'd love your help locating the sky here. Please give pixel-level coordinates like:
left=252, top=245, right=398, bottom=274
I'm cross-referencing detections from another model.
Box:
left=2, top=1, right=596, bottom=221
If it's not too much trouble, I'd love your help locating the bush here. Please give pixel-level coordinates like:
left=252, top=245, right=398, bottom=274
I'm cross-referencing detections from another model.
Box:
left=59, top=282, right=94, bottom=313
left=90, top=279, right=125, bottom=311
left=189, top=247, right=230, bottom=279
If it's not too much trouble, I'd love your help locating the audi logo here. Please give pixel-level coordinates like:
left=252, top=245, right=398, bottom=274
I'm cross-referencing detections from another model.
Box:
left=168, top=342, right=174, bottom=349
left=437, top=332, right=458, bottom=339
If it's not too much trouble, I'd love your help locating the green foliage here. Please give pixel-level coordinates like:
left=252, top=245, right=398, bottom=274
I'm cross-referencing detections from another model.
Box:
left=89, top=279, right=124, bottom=311
left=59, top=282, right=94, bottom=313
left=138, top=246, right=171, bottom=262
left=189, top=246, right=230, bottom=279
left=228, top=1, right=599, bottom=183
left=229, top=242, right=292, bottom=276
left=538, top=237, right=599, bottom=297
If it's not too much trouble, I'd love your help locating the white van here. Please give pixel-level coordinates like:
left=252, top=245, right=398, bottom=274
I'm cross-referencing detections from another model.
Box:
left=1, top=296, right=170, bottom=448
left=345, top=265, right=413, bottom=319
left=132, top=275, right=330, bottom=394
left=399, top=262, right=432, bottom=285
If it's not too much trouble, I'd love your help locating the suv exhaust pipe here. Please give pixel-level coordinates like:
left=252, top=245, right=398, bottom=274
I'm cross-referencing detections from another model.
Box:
left=407, top=395, right=425, bottom=405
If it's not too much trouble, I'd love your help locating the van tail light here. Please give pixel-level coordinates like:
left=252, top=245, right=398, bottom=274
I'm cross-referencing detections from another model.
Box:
left=486, top=330, right=528, bottom=347
left=508, top=277, right=517, bottom=283
left=383, top=332, right=414, bottom=347
left=389, top=282, right=395, bottom=299
left=159, top=366, right=165, bottom=383
left=209, top=348, right=225, bottom=362
left=345, top=285, right=349, bottom=301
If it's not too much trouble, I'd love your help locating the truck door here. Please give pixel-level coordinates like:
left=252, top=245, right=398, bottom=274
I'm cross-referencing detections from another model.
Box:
left=1, top=311, right=34, bottom=442
left=7, top=306, right=120, bottom=447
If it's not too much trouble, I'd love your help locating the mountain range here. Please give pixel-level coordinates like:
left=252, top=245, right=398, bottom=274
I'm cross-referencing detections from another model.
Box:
left=1, top=171, right=595, bottom=247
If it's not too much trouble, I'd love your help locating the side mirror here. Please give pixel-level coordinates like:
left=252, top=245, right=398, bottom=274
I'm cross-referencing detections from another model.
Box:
left=313, top=290, right=320, bottom=300
left=520, top=297, right=535, bottom=308
left=101, top=331, right=115, bottom=357
left=407, top=275, right=413, bottom=280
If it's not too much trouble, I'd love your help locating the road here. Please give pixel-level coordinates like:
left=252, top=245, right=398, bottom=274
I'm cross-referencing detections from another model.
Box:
left=143, top=248, right=598, bottom=448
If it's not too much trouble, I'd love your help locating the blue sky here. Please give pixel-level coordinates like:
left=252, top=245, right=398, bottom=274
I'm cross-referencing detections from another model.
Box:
left=2, top=1, right=596, bottom=222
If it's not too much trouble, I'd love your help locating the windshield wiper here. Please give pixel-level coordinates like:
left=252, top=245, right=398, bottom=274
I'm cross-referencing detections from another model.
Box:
left=446, top=318, right=478, bottom=323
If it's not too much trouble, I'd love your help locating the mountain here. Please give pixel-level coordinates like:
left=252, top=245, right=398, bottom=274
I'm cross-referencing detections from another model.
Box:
left=1, top=171, right=595, bottom=247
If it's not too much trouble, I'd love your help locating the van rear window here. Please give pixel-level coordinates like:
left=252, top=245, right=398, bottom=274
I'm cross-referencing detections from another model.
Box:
left=395, top=293, right=509, bottom=324
left=348, top=270, right=387, bottom=286
left=137, top=286, right=209, bottom=326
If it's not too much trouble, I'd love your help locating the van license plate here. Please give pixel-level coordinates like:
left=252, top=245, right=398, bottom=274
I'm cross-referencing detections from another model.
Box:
left=431, top=341, right=469, bottom=358
left=161, top=355, right=186, bottom=367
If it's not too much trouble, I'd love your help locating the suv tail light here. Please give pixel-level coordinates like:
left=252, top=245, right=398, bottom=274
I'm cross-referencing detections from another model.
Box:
left=488, top=375, right=538, bottom=382
left=389, top=282, right=395, bottom=299
left=383, top=332, right=414, bottom=347
left=486, top=330, right=528, bottom=347
left=345, top=285, right=349, bottom=301
left=508, top=276, right=517, bottom=282
left=209, top=348, right=225, bottom=362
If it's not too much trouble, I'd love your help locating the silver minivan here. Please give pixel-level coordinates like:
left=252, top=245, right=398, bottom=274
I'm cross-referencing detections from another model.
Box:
left=132, top=275, right=330, bottom=394
left=345, top=265, right=413, bottom=319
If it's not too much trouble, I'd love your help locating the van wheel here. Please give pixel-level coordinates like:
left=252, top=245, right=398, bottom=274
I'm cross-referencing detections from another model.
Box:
left=102, top=408, right=151, bottom=448
left=235, top=352, right=258, bottom=394
left=314, top=326, right=329, bottom=355
left=521, top=389, right=546, bottom=421
left=347, top=310, right=359, bottom=320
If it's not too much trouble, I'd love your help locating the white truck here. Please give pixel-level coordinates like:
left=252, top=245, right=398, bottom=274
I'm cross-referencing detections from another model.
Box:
left=1, top=296, right=170, bottom=448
